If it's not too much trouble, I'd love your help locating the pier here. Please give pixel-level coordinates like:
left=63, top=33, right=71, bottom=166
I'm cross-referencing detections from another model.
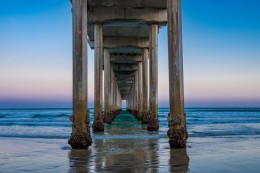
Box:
left=68, top=0, right=187, bottom=149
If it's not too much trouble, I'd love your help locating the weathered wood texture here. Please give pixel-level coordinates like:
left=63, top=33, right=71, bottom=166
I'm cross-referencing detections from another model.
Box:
left=104, top=49, right=113, bottom=123
left=93, top=23, right=104, bottom=131
left=167, top=0, right=187, bottom=148
left=135, top=70, right=139, bottom=111
left=89, top=37, right=149, bottom=49
left=69, top=0, right=92, bottom=149
left=110, top=67, right=114, bottom=110
left=111, top=54, right=143, bottom=63
left=142, top=49, right=149, bottom=124
left=138, top=61, right=143, bottom=117
left=148, top=24, right=159, bottom=131
left=88, top=0, right=167, bottom=9
left=88, top=7, right=167, bottom=23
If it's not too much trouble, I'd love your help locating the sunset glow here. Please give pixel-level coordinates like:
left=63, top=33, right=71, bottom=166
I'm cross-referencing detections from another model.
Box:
left=0, top=0, right=259, bottom=108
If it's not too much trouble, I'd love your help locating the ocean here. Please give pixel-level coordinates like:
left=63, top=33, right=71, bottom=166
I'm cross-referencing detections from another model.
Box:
left=0, top=108, right=260, bottom=172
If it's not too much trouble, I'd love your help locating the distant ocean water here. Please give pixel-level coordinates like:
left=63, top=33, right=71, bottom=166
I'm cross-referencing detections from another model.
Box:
left=0, top=108, right=259, bottom=140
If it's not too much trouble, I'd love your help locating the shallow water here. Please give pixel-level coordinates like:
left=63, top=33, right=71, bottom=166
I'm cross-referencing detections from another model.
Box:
left=0, top=108, right=260, bottom=139
left=0, top=108, right=260, bottom=172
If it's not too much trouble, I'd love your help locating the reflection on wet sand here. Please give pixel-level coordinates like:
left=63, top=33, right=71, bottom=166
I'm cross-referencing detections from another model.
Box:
left=68, top=149, right=92, bottom=173
left=68, top=112, right=189, bottom=172
left=93, top=138, right=159, bottom=172
left=68, top=138, right=189, bottom=173
left=169, top=148, right=189, bottom=173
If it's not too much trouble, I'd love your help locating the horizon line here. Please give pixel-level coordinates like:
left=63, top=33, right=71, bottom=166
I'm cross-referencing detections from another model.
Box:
left=1, top=107, right=260, bottom=110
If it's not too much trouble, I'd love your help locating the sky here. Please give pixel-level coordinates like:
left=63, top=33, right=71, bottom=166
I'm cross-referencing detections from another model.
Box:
left=0, top=0, right=260, bottom=108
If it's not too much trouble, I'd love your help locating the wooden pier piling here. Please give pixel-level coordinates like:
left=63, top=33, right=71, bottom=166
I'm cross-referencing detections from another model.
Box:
left=69, top=0, right=187, bottom=149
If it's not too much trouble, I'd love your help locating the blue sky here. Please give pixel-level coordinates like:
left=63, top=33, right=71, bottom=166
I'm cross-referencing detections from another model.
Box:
left=0, top=0, right=259, bottom=108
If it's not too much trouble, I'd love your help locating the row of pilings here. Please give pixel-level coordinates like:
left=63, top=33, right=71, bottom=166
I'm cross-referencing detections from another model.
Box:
left=68, top=0, right=188, bottom=149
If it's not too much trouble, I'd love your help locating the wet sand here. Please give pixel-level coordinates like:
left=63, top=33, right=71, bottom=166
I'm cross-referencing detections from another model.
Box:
left=0, top=136, right=260, bottom=173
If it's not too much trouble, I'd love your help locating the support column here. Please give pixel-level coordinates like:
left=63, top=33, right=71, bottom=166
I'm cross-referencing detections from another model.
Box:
left=129, top=82, right=133, bottom=113
left=120, top=95, right=122, bottom=109
left=131, top=83, right=134, bottom=112
left=142, top=49, right=149, bottom=124
left=138, top=61, right=143, bottom=120
left=134, top=70, right=139, bottom=116
left=110, top=66, right=114, bottom=113
left=115, top=81, right=118, bottom=111
left=104, top=49, right=112, bottom=123
left=117, top=86, right=121, bottom=112
left=93, top=23, right=104, bottom=131
left=111, top=70, right=117, bottom=119
left=69, top=0, right=92, bottom=149
left=167, top=0, right=188, bottom=148
left=147, top=24, right=159, bottom=131
left=128, top=85, right=132, bottom=112
left=113, top=76, right=117, bottom=112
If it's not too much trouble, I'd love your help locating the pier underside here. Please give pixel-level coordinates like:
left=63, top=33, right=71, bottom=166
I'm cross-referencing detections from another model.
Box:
left=69, top=0, right=187, bottom=149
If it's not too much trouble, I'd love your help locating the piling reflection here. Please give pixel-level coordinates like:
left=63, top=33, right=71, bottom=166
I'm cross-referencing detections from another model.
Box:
left=68, top=111, right=189, bottom=172
left=147, top=139, right=159, bottom=173
left=93, top=138, right=159, bottom=172
left=169, top=148, right=190, bottom=173
left=68, top=149, right=92, bottom=173
left=68, top=138, right=190, bottom=172
left=68, top=138, right=160, bottom=172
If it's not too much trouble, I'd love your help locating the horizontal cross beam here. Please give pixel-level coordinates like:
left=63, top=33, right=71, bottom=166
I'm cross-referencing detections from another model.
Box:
left=88, top=7, right=167, bottom=24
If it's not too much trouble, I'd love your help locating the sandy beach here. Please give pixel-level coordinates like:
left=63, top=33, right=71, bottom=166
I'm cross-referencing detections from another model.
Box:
left=0, top=136, right=259, bottom=173
left=0, top=108, right=260, bottom=172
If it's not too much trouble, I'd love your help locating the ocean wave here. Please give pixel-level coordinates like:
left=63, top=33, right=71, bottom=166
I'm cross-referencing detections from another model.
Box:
left=0, top=133, right=166, bottom=140
left=187, top=121, right=260, bottom=125
left=0, top=132, right=259, bottom=140
left=0, top=123, right=71, bottom=127
left=189, top=132, right=260, bottom=137
left=1, top=108, right=260, bottom=141
left=32, top=113, right=70, bottom=118
left=0, top=114, right=5, bottom=118
left=0, top=134, right=68, bottom=139
left=185, top=108, right=260, bottom=112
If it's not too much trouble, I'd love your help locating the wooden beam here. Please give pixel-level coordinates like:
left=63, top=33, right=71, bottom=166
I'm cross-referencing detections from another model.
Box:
left=88, top=7, right=167, bottom=23
left=89, top=37, right=149, bottom=49
left=88, top=0, right=167, bottom=9
left=110, top=54, right=143, bottom=63
left=88, top=24, right=150, bottom=40
left=113, top=63, right=138, bottom=72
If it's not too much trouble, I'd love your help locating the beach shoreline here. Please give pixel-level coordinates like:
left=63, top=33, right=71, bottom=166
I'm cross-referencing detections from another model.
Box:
left=0, top=136, right=259, bottom=173
left=0, top=108, right=260, bottom=172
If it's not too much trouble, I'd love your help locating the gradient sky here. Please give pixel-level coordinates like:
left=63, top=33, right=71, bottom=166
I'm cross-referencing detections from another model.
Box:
left=0, top=0, right=260, bottom=108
